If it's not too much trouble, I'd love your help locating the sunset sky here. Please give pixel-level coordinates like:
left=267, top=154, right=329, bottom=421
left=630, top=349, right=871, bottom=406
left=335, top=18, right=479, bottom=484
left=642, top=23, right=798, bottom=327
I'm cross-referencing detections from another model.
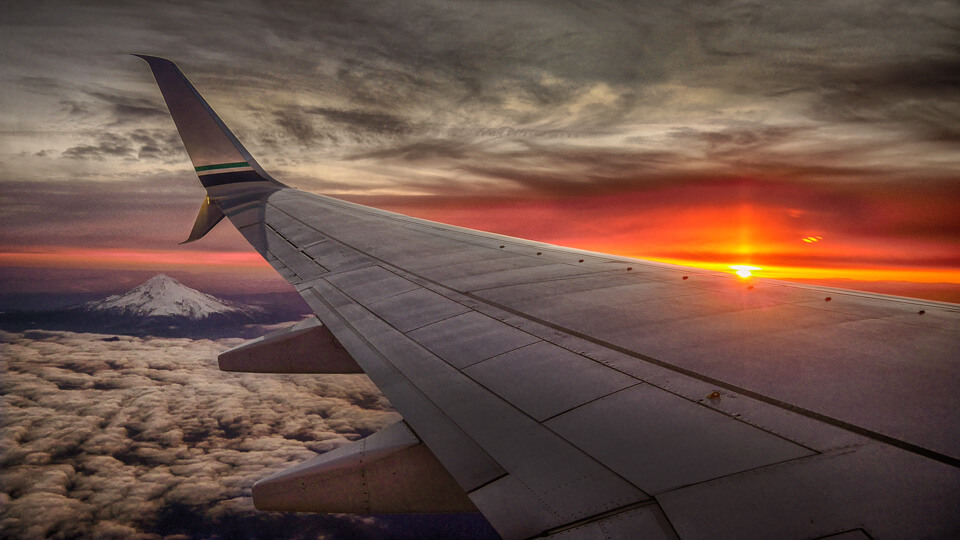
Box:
left=2, top=0, right=958, bottom=302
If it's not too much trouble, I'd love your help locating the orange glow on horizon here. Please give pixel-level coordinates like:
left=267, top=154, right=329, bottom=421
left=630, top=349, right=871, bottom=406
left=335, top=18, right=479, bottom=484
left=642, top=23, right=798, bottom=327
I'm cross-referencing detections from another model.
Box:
left=5, top=247, right=956, bottom=285
left=0, top=248, right=271, bottom=271
left=4, top=175, right=960, bottom=304
left=352, top=186, right=959, bottom=293
left=648, top=257, right=960, bottom=285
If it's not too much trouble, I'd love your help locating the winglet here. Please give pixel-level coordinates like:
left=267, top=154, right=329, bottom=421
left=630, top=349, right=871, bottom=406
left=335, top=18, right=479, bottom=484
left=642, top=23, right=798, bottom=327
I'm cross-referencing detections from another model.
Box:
left=180, top=195, right=226, bottom=244
left=135, top=55, right=284, bottom=189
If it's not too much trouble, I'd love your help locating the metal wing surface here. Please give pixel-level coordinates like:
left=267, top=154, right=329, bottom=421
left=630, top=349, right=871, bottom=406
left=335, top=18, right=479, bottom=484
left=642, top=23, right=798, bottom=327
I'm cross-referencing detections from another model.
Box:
left=138, top=56, right=960, bottom=539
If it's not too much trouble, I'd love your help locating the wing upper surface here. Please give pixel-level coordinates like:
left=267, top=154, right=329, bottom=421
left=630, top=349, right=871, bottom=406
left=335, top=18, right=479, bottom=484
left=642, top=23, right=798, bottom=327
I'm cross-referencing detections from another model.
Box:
left=217, top=186, right=959, bottom=539
left=259, top=189, right=960, bottom=463
left=139, top=57, right=960, bottom=539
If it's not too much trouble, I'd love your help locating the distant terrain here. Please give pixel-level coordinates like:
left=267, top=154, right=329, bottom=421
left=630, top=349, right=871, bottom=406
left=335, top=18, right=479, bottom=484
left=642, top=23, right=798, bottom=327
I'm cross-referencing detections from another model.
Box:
left=0, top=274, right=311, bottom=338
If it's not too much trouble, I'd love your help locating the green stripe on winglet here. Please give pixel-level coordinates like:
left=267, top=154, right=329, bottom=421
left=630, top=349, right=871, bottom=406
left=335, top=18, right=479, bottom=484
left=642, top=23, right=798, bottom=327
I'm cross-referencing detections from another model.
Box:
left=195, top=161, right=250, bottom=172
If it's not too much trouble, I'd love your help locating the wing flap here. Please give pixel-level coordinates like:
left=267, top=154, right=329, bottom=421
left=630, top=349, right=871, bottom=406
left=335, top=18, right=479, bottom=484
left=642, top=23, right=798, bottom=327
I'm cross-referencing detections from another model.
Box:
left=253, top=421, right=477, bottom=513
left=218, top=316, right=362, bottom=373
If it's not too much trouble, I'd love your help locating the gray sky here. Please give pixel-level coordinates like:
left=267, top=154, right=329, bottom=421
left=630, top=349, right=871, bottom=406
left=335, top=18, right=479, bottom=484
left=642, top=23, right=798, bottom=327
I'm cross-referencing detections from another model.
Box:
left=1, top=0, right=958, bottom=296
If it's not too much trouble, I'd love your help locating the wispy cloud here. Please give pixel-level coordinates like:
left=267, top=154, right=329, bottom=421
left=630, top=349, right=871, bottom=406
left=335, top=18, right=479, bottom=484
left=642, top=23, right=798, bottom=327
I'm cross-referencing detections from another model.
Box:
left=61, top=133, right=134, bottom=160
left=0, top=0, right=957, bottom=294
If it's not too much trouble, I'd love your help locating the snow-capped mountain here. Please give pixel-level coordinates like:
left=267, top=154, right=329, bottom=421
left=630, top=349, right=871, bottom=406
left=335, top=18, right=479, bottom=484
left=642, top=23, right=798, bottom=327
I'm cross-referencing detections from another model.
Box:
left=0, top=274, right=310, bottom=338
left=82, top=274, right=263, bottom=319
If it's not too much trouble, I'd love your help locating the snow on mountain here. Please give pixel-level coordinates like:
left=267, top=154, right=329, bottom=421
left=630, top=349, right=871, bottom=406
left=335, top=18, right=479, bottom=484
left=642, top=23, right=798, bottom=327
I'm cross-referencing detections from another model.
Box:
left=82, top=274, right=262, bottom=320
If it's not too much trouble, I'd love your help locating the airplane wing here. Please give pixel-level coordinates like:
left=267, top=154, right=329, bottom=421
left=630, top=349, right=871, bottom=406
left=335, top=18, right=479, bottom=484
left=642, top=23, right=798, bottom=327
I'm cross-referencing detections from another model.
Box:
left=137, top=56, right=960, bottom=539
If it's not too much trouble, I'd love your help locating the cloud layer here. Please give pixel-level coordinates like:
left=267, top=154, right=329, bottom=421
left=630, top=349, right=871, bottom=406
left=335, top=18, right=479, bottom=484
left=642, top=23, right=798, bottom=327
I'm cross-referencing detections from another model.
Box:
left=0, top=330, right=495, bottom=538
left=4, top=1, right=957, bottom=192
left=0, top=1, right=957, bottom=294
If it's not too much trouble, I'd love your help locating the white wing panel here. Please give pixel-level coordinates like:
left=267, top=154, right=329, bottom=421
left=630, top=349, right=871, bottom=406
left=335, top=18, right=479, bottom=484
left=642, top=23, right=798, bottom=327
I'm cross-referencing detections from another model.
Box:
left=407, top=311, right=541, bottom=369
left=657, top=443, right=959, bottom=540
left=546, top=384, right=813, bottom=494
left=473, top=272, right=960, bottom=462
left=367, top=288, right=471, bottom=333
left=322, top=265, right=419, bottom=304
left=462, top=341, right=638, bottom=422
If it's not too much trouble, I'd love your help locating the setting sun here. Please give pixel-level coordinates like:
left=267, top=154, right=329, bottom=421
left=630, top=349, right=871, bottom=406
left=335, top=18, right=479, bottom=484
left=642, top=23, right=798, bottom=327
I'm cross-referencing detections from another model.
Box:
left=730, top=265, right=761, bottom=278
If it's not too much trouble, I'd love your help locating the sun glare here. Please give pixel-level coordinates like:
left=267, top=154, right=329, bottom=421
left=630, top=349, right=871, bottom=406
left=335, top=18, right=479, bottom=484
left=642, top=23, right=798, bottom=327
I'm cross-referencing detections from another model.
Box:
left=730, top=265, right=761, bottom=278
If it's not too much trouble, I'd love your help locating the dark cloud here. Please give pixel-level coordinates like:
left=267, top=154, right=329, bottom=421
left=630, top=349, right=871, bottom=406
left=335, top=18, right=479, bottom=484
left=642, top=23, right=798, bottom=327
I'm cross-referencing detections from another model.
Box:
left=695, top=126, right=805, bottom=155
left=341, top=123, right=951, bottom=200
left=273, top=110, right=320, bottom=146
left=349, top=139, right=473, bottom=163
left=305, top=107, right=411, bottom=135
left=61, top=133, right=134, bottom=160
left=9, top=0, right=960, bottom=179
left=60, top=99, right=90, bottom=117
left=60, top=127, right=184, bottom=162
left=265, top=107, right=412, bottom=152
left=814, top=58, right=960, bottom=142
left=128, top=128, right=189, bottom=161
left=55, top=90, right=184, bottom=164
left=15, top=76, right=68, bottom=95
left=86, top=90, right=169, bottom=125
left=0, top=330, right=497, bottom=538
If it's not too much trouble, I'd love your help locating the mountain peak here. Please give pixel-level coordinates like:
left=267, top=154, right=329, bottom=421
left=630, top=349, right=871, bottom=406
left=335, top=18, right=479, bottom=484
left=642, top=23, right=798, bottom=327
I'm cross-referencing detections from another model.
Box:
left=145, top=273, right=177, bottom=285
left=83, top=274, right=260, bottom=319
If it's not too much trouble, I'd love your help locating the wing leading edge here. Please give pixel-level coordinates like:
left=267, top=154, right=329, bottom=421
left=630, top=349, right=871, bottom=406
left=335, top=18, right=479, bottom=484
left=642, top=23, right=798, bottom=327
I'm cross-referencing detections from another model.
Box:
left=137, top=56, right=960, bottom=539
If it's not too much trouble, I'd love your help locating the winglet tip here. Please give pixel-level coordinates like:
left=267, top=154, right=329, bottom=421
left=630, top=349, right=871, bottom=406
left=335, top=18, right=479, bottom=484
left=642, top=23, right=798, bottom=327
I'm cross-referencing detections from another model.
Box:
left=132, top=54, right=176, bottom=68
